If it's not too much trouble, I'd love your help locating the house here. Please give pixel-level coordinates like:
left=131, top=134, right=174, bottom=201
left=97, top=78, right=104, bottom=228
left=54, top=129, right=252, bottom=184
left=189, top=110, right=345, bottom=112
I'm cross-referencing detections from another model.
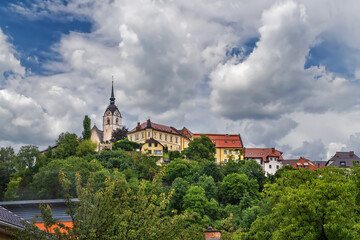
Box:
left=90, top=81, right=122, bottom=151
left=0, top=199, right=78, bottom=233
left=244, top=148, right=283, bottom=175
left=282, top=157, right=323, bottom=170
left=127, top=119, right=192, bottom=153
left=192, top=134, right=244, bottom=165
left=140, top=138, right=164, bottom=156
left=0, top=206, right=25, bottom=239
left=326, top=151, right=360, bottom=167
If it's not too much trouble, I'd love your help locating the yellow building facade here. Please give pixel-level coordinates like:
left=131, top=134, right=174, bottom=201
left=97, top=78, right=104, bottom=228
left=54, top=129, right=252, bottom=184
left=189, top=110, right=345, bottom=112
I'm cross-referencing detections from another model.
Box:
left=140, top=138, right=164, bottom=156
left=127, top=119, right=192, bottom=153
left=193, top=134, right=244, bottom=165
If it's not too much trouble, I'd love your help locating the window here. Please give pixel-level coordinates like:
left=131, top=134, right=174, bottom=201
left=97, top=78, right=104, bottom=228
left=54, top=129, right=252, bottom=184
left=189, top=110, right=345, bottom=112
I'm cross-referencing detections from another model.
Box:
left=176, top=137, right=178, bottom=143
left=116, top=118, right=119, bottom=124
left=155, top=143, right=158, bottom=147
left=154, top=133, right=157, bottom=138
left=130, top=136, right=133, bottom=141
left=340, top=161, right=346, bottom=167
left=213, top=140, right=216, bottom=143
left=215, top=149, right=217, bottom=154
left=224, top=150, right=227, bottom=154
left=147, top=132, right=151, bottom=137
left=269, top=165, right=272, bottom=169
left=165, top=135, right=168, bottom=141
left=141, top=132, right=144, bottom=139
left=232, top=141, right=235, bottom=143
left=224, top=159, right=227, bottom=163
left=276, top=165, right=279, bottom=169
left=154, top=150, right=162, bottom=155
left=107, top=118, right=110, bottom=125
left=148, top=150, right=152, bottom=154
left=159, top=134, right=162, bottom=140
left=229, top=150, right=232, bottom=154
left=148, top=143, right=152, bottom=147
left=353, top=161, right=359, bottom=166
left=225, top=140, right=227, bottom=143
left=170, top=136, right=173, bottom=142
left=304, top=165, right=309, bottom=169
left=135, top=134, right=139, bottom=140
left=214, top=158, right=217, bottom=163
left=235, top=150, right=238, bottom=155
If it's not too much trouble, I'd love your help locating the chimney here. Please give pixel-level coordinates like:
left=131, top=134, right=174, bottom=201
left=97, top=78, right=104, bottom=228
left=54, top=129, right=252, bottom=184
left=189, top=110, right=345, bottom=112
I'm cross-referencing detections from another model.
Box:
left=272, top=148, right=275, bottom=153
left=136, top=122, right=141, bottom=131
left=205, top=226, right=221, bottom=240
left=350, top=151, right=354, bottom=157
left=147, top=119, right=152, bottom=128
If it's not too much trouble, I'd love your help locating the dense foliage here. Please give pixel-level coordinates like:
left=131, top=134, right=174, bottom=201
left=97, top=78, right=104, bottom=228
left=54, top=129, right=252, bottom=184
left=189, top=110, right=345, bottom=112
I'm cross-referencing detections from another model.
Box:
left=2, top=130, right=360, bottom=239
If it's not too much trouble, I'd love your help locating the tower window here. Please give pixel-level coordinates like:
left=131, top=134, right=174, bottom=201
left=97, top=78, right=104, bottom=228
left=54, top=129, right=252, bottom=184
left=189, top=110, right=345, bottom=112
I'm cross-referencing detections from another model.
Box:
left=107, top=118, right=110, bottom=125
left=116, top=118, right=119, bottom=124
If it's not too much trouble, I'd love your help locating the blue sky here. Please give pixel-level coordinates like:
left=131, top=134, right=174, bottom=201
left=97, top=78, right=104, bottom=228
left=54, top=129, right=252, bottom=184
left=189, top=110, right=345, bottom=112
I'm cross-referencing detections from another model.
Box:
left=0, top=1, right=92, bottom=75
left=0, top=0, right=360, bottom=161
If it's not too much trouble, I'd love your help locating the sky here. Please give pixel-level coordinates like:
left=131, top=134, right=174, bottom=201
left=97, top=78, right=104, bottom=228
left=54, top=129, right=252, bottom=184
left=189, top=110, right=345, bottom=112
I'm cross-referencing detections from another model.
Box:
left=0, top=0, right=360, bottom=161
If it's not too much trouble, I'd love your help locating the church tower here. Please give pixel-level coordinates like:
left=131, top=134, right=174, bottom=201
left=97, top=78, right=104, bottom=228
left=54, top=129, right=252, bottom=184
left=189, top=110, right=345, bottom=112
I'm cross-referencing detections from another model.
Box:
left=102, top=81, right=122, bottom=142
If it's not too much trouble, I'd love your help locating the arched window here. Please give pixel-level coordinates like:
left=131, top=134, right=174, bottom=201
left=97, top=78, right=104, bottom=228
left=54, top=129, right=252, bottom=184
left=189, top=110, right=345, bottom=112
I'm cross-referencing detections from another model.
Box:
left=116, top=118, right=119, bottom=124
left=107, top=118, right=110, bottom=125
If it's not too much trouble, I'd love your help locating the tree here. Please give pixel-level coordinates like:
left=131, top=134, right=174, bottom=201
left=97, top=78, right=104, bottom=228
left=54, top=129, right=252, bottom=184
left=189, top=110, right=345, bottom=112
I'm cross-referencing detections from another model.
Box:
left=200, top=161, right=224, bottom=183
left=76, top=139, right=97, bottom=157
left=219, top=173, right=259, bottom=205
left=82, top=115, right=92, bottom=140
left=14, top=172, right=203, bottom=240
left=239, top=160, right=266, bottom=191
left=33, top=157, right=108, bottom=199
left=111, top=126, right=128, bottom=142
left=183, top=135, right=216, bottom=161
left=113, top=138, right=140, bottom=151
left=168, top=177, right=190, bottom=212
left=196, top=175, right=217, bottom=200
left=183, top=186, right=208, bottom=216
left=243, top=168, right=360, bottom=240
left=0, top=147, right=15, bottom=200
left=14, top=145, right=40, bottom=171
left=164, top=159, right=189, bottom=183
left=53, top=132, right=79, bottom=159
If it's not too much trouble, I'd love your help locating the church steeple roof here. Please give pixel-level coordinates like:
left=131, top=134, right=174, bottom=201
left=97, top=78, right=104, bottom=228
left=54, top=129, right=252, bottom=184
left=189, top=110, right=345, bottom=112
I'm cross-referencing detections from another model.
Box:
left=104, top=79, right=121, bottom=117
left=110, top=80, right=115, bottom=104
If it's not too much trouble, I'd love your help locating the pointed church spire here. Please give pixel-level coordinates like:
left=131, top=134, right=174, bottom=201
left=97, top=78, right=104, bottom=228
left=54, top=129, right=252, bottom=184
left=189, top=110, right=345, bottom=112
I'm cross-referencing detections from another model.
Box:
left=110, top=76, right=115, bottom=105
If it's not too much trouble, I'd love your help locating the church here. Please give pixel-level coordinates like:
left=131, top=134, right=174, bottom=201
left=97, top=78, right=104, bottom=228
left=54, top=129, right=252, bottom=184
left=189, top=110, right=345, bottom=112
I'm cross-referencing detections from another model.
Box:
left=90, top=81, right=122, bottom=151
left=90, top=82, right=245, bottom=165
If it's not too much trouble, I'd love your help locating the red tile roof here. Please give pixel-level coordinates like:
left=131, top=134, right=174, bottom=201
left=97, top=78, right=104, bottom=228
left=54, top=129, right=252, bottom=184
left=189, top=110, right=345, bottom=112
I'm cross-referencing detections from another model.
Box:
left=193, top=133, right=243, bottom=148
left=244, top=148, right=283, bottom=162
left=129, top=120, right=181, bottom=135
left=283, top=157, right=323, bottom=170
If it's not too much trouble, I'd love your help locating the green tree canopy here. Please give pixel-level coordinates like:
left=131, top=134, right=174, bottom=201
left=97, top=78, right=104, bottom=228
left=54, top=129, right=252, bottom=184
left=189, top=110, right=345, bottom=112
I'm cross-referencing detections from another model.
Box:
left=164, top=159, right=189, bottom=183
left=82, top=115, right=91, bottom=140
left=219, top=173, right=259, bottom=205
left=53, top=132, right=79, bottom=159
left=76, top=139, right=97, bottom=157
left=183, top=135, right=216, bottom=161
left=242, top=168, right=360, bottom=240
